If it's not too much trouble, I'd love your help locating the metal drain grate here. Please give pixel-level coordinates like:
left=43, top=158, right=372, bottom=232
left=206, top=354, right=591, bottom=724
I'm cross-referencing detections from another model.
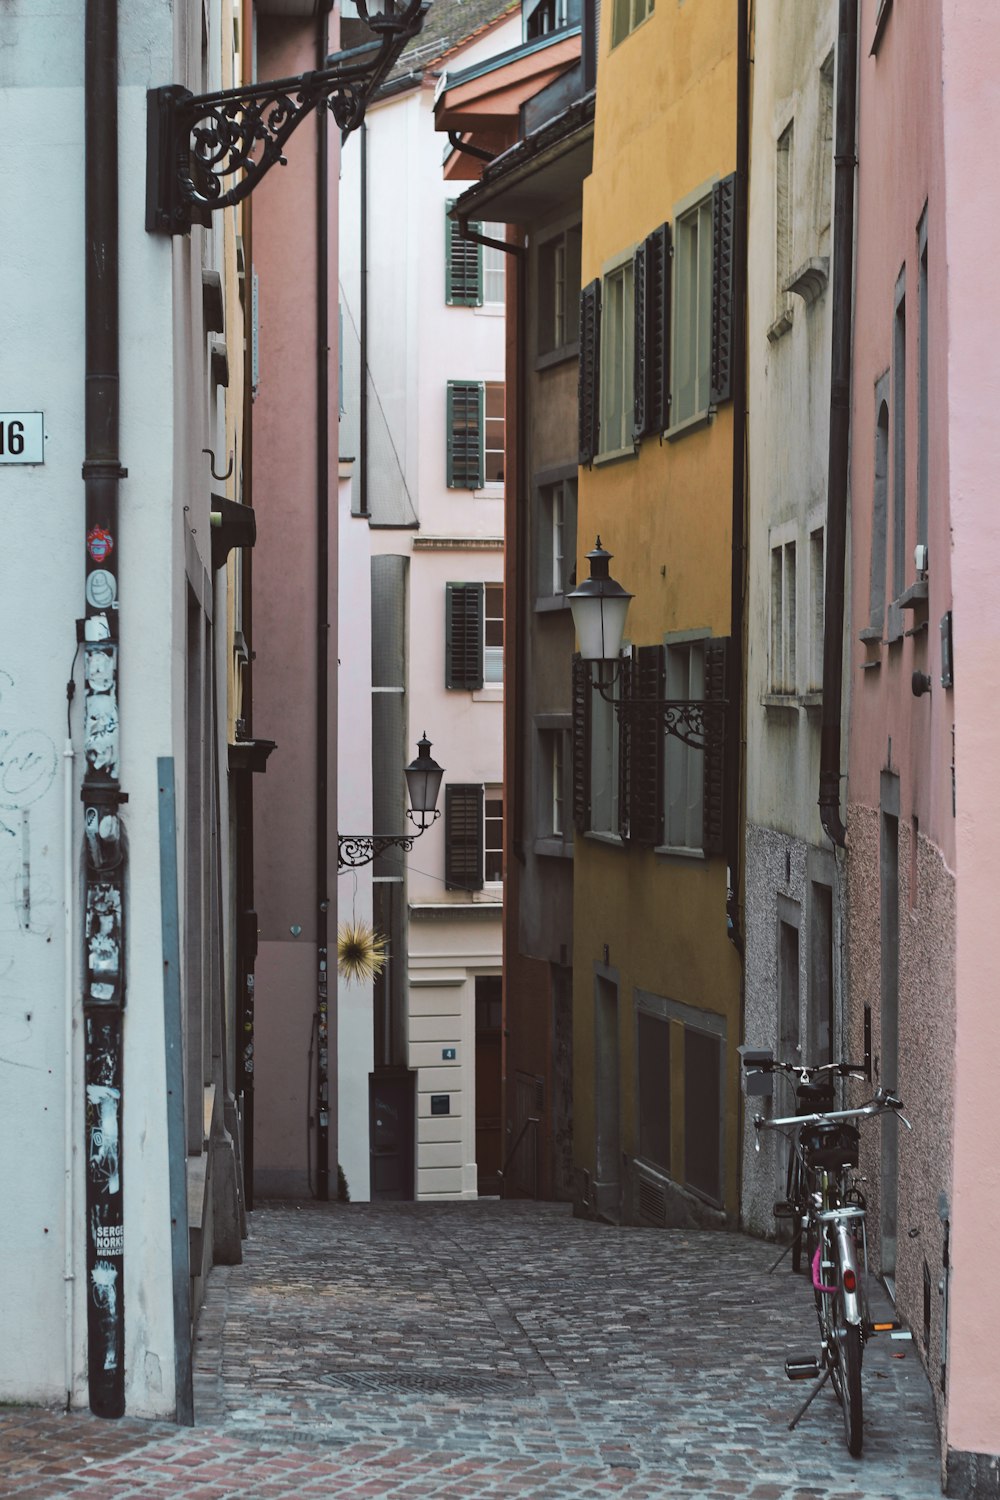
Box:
left=319, top=1369, right=532, bottom=1398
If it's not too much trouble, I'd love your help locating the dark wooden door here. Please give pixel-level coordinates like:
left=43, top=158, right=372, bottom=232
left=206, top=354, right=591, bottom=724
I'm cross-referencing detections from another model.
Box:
left=475, top=977, right=503, bottom=1195
left=369, top=1068, right=414, bottom=1200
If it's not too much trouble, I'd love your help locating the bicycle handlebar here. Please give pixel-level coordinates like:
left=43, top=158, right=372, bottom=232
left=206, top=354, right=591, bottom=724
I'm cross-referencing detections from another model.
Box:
left=742, top=1055, right=867, bottom=1081
left=755, top=1087, right=911, bottom=1135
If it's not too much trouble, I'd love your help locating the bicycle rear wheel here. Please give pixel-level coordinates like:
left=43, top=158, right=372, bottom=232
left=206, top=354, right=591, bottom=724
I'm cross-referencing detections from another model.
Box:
left=832, top=1314, right=863, bottom=1456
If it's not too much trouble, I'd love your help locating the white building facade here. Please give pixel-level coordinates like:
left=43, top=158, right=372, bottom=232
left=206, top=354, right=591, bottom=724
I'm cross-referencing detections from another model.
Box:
left=338, top=0, right=517, bottom=1200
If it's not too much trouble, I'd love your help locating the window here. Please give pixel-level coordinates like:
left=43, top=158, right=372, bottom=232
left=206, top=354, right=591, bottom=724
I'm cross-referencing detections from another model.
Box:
left=589, top=666, right=621, bottom=835
left=663, top=641, right=705, bottom=851
left=869, top=386, right=890, bottom=634
left=778, top=897, right=802, bottom=1061
left=538, top=225, right=582, bottom=357
left=599, top=259, right=634, bottom=453
left=635, top=991, right=726, bottom=1208
left=484, top=787, right=504, bottom=882
left=483, top=223, right=507, bottom=307
left=611, top=0, right=653, bottom=48
left=445, top=203, right=482, bottom=307
left=446, top=582, right=504, bottom=690
left=808, top=526, right=825, bottom=691
left=525, top=0, right=568, bottom=39
left=484, top=382, right=505, bottom=484
left=776, top=122, right=794, bottom=300
left=637, top=1008, right=670, bottom=1173
left=538, top=726, right=569, bottom=839
left=537, top=476, right=578, bottom=598
left=816, top=54, right=834, bottom=255
left=672, top=194, right=714, bottom=425
left=444, top=784, right=501, bottom=891
left=447, top=380, right=504, bottom=490
left=484, top=582, right=504, bottom=684
left=684, top=1026, right=722, bottom=1203
left=769, top=537, right=797, bottom=694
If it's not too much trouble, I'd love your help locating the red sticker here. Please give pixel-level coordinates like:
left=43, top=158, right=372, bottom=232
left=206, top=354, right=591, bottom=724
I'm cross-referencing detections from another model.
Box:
left=87, top=526, right=114, bottom=563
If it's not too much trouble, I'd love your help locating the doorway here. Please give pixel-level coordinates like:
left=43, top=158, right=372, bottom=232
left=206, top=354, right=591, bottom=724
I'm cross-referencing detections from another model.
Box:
left=594, top=971, right=621, bottom=1219
left=369, top=1068, right=414, bottom=1200
left=475, top=976, right=502, bottom=1195
left=880, top=772, right=900, bottom=1287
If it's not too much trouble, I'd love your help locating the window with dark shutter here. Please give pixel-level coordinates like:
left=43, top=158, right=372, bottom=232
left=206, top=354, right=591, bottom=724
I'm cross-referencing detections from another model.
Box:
left=634, top=224, right=672, bottom=441
left=446, top=582, right=484, bottom=690
left=629, top=644, right=664, bottom=845
left=445, top=783, right=484, bottom=891
left=445, top=203, right=483, bottom=307
left=571, top=653, right=591, bottom=832
left=702, top=636, right=728, bottom=855
left=710, top=175, right=737, bottom=406
left=447, top=381, right=485, bottom=489
left=578, top=279, right=601, bottom=465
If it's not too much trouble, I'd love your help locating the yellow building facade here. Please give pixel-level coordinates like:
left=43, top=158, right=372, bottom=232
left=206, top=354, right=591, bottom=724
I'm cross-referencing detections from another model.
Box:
left=572, top=0, right=746, bottom=1225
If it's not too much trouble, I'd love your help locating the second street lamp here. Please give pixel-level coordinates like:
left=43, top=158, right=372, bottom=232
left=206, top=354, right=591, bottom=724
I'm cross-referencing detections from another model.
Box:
left=338, top=734, right=445, bottom=870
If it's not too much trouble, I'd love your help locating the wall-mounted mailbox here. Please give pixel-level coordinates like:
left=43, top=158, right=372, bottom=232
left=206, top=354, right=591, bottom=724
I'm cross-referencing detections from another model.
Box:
left=738, top=1044, right=773, bottom=1098
left=430, top=1094, right=450, bottom=1115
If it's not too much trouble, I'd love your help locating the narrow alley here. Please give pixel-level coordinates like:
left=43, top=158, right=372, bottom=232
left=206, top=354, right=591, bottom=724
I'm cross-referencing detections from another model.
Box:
left=1, top=1202, right=942, bottom=1499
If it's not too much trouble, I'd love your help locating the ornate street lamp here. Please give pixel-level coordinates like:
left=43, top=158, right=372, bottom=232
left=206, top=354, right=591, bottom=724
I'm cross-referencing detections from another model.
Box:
left=568, top=538, right=727, bottom=751
left=338, top=734, right=445, bottom=869
left=146, top=0, right=428, bottom=234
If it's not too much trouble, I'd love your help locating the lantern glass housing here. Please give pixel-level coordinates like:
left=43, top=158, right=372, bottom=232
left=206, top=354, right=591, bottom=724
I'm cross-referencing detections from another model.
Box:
left=404, top=734, right=445, bottom=815
left=567, top=538, right=633, bottom=662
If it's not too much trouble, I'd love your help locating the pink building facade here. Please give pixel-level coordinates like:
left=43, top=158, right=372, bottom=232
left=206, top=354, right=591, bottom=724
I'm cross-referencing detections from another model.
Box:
left=847, top=0, right=1000, bottom=1484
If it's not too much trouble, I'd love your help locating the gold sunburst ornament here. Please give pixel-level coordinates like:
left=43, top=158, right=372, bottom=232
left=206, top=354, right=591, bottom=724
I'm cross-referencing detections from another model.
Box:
left=337, top=919, right=389, bottom=984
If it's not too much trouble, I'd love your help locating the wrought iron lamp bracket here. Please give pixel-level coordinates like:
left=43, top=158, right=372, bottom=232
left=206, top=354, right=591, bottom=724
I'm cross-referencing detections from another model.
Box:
left=146, top=20, right=425, bottom=235
left=337, top=810, right=439, bottom=871
left=591, top=665, right=727, bottom=753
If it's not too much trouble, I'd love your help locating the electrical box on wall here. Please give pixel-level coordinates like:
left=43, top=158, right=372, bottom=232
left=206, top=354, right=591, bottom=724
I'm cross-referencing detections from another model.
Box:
left=430, top=1094, right=450, bottom=1115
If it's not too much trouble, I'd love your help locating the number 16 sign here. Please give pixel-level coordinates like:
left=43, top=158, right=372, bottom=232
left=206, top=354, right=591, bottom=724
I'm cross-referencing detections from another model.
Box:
left=0, top=413, right=45, bottom=464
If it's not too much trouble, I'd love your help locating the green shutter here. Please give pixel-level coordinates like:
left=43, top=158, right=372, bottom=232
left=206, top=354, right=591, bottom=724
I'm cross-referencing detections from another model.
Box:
left=710, top=175, right=737, bottom=406
left=447, top=380, right=484, bottom=489
left=445, top=783, right=484, bottom=890
left=578, top=279, right=601, bottom=465
left=446, top=582, right=484, bottom=690
left=647, top=222, right=672, bottom=434
left=702, top=636, right=729, bottom=855
left=445, top=203, right=483, bottom=307
left=632, top=245, right=647, bottom=443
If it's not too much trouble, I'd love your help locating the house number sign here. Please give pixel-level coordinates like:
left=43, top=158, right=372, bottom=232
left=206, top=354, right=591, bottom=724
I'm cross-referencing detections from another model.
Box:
left=0, top=413, right=45, bottom=464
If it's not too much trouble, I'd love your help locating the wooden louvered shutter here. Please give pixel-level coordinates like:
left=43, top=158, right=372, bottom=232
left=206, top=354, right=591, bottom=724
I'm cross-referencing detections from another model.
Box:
left=446, top=582, right=483, bottom=690
left=634, top=224, right=672, bottom=440
left=710, top=175, right=737, bottom=406
left=447, top=381, right=484, bottom=489
left=647, top=223, right=672, bottom=433
left=445, top=203, right=483, bottom=307
left=578, top=278, right=601, bottom=465
left=571, top=653, right=591, bottom=833
left=702, top=636, right=729, bottom=855
left=629, top=644, right=664, bottom=846
left=445, top=783, right=484, bottom=891
left=632, top=246, right=647, bottom=443
left=617, top=653, right=632, bottom=839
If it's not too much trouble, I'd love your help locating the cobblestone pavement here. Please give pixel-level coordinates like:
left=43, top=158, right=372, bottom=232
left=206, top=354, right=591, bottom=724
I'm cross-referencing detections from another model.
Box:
left=0, top=1200, right=944, bottom=1498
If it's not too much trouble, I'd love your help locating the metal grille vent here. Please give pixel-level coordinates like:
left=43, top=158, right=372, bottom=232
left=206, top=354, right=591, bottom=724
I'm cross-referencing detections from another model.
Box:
left=636, top=1165, right=668, bottom=1228
left=319, top=1369, right=532, bottom=1398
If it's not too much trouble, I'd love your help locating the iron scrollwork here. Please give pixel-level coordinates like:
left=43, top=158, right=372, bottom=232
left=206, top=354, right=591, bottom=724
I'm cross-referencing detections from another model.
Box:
left=338, top=833, right=418, bottom=869
left=147, top=16, right=425, bottom=235
left=593, top=673, right=727, bottom=752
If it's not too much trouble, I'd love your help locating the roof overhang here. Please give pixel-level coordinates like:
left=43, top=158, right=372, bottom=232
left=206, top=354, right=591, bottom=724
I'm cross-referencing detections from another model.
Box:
left=434, top=29, right=580, bottom=134
left=449, top=97, right=594, bottom=223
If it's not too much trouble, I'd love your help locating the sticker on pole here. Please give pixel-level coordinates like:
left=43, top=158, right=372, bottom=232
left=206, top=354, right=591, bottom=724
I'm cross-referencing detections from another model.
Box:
left=0, top=413, right=45, bottom=464
left=88, top=527, right=114, bottom=563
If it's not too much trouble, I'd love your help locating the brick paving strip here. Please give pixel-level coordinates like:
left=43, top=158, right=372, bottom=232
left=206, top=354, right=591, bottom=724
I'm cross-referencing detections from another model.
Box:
left=0, top=1201, right=944, bottom=1498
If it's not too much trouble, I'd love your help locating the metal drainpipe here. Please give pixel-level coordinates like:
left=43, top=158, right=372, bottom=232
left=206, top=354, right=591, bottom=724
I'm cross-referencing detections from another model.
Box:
left=315, top=4, right=333, bottom=1203
left=727, top=0, right=749, bottom=961
left=82, top=0, right=127, bottom=1418
left=818, top=0, right=859, bottom=849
